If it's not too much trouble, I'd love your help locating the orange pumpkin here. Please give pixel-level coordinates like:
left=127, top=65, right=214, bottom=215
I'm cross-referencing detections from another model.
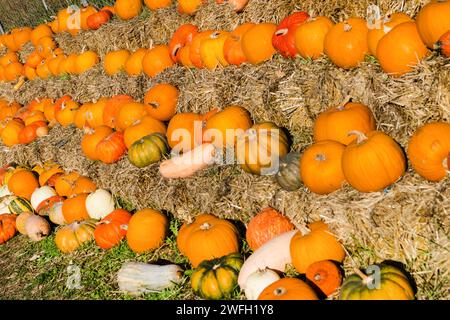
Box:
left=168, top=24, right=198, bottom=63
left=80, top=5, right=98, bottom=30
left=290, top=221, right=346, bottom=274
left=199, top=30, right=230, bottom=70
left=142, top=45, right=174, bottom=77
left=437, top=30, right=450, bottom=57
left=75, top=51, right=99, bottom=74
left=18, top=121, right=47, bottom=144
left=1, top=118, right=24, bottom=147
left=0, top=102, right=20, bottom=120
left=55, top=172, right=80, bottom=197
left=55, top=220, right=96, bottom=253
left=189, top=30, right=215, bottom=68
left=85, top=98, right=108, bottom=129
left=313, top=102, right=376, bottom=145
left=341, top=131, right=406, bottom=192
left=86, top=10, right=112, bottom=30
left=377, top=22, right=428, bottom=77
left=294, top=16, right=334, bottom=59
left=94, top=209, right=132, bottom=249
left=123, top=116, right=167, bottom=149
left=7, top=169, right=39, bottom=200
left=115, top=102, right=148, bottom=131
left=246, top=207, right=295, bottom=251
left=0, top=214, right=17, bottom=245
left=115, top=0, right=142, bottom=20
left=12, top=27, right=31, bottom=50
left=144, top=0, right=172, bottom=10
left=143, top=83, right=179, bottom=121
left=407, top=122, right=450, bottom=181
left=241, top=23, right=277, bottom=64
left=24, top=110, right=46, bottom=126
left=31, top=24, right=53, bottom=46
left=74, top=103, right=91, bottom=130
left=178, top=0, right=205, bottom=15
left=124, top=48, right=147, bottom=76
left=324, top=18, right=369, bottom=69
left=104, top=50, right=131, bottom=75
left=58, top=54, right=78, bottom=74
left=62, top=193, right=90, bottom=223
left=166, top=112, right=204, bottom=153
left=367, top=12, right=412, bottom=56
left=126, top=208, right=168, bottom=253
left=4, top=62, right=23, bottom=82
left=25, top=51, right=43, bottom=68
left=70, top=176, right=97, bottom=196
left=23, top=65, right=38, bottom=80
left=272, top=12, right=309, bottom=58
left=177, top=214, right=239, bottom=267
left=416, top=0, right=450, bottom=48
left=81, top=126, right=113, bottom=160
left=306, top=260, right=343, bottom=297
left=55, top=99, right=80, bottom=127
left=223, top=22, right=255, bottom=65
left=258, top=278, right=319, bottom=300
left=36, top=36, right=56, bottom=58
left=300, top=140, right=346, bottom=195
left=103, top=95, right=134, bottom=129
left=96, top=131, right=127, bottom=164
left=203, top=105, right=253, bottom=148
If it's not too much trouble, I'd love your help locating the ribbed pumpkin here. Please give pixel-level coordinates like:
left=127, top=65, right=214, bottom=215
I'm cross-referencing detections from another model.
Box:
left=7, top=170, right=39, bottom=200
left=324, top=18, right=369, bottom=69
left=143, top=83, right=179, bottom=121
left=62, top=193, right=90, bottom=223
left=128, top=133, right=170, bottom=168
left=94, top=209, right=132, bottom=249
left=300, top=140, right=346, bottom=195
left=55, top=219, right=96, bottom=253
left=104, top=50, right=131, bottom=75
left=223, top=22, right=255, bottom=65
left=258, top=278, right=319, bottom=300
left=294, top=16, right=334, bottom=59
left=123, top=116, right=167, bottom=149
left=407, top=122, right=450, bottom=181
left=290, top=221, right=346, bottom=274
left=246, top=207, right=295, bottom=251
left=340, top=262, right=415, bottom=300
left=241, top=23, right=277, bottom=64
left=0, top=214, right=16, bottom=244
left=96, top=131, right=127, bottom=164
left=204, top=105, right=252, bottom=148
left=190, top=253, right=243, bottom=300
left=115, top=102, right=148, bottom=132
left=126, top=208, right=168, bottom=253
left=177, top=214, right=240, bottom=267
left=416, top=0, right=450, bottom=49
left=314, top=102, right=376, bottom=145
left=306, top=260, right=343, bottom=297
left=342, top=131, right=406, bottom=192
left=7, top=196, right=33, bottom=215
left=377, top=22, right=428, bottom=76
left=142, top=45, right=174, bottom=77
left=236, top=122, right=290, bottom=175
left=103, top=95, right=134, bottom=129
left=275, top=152, right=302, bottom=191
left=81, top=126, right=113, bottom=161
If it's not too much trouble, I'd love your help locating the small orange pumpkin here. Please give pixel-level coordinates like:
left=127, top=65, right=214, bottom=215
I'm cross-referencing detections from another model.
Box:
left=94, top=209, right=132, bottom=249
left=114, top=0, right=142, bottom=20
left=294, top=16, right=334, bottom=59
left=62, top=193, right=90, bottom=223
left=7, top=169, right=39, bottom=200
left=223, top=22, right=255, bottom=65
left=75, top=51, right=99, bottom=74
left=115, top=102, right=148, bottom=131
left=241, top=23, right=277, bottom=64
left=104, top=50, right=131, bottom=76
left=272, top=12, right=309, bottom=58
left=103, top=95, right=134, bottom=129
left=258, top=278, right=319, bottom=300
left=123, top=116, right=166, bottom=149
left=81, top=126, right=113, bottom=160
left=96, top=131, right=127, bottom=164
left=124, top=48, right=147, bottom=76
left=143, top=83, right=179, bottom=121
left=168, top=24, right=198, bottom=63
left=306, top=260, right=343, bottom=297
left=142, top=45, right=174, bottom=77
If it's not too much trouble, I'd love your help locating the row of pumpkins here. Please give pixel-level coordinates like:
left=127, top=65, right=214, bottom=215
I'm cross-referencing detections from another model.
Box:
left=1, top=92, right=449, bottom=193
left=1, top=0, right=450, bottom=84
left=0, top=163, right=416, bottom=300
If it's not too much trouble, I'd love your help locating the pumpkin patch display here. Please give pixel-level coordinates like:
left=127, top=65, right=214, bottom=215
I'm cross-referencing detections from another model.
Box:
left=126, top=208, right=168, bottom=253
left=241, top=23, right=278, bottom=64
left=246, top=207, right=295, bottom=251
left=55, top=219, right=96, bottom=253
left=306, top=260, right=343, bottom=297
left=128, top=133, right=170, bottom=168
left=258, top=278, right=319, bottom=300
left=340, top=262, right=415, bottom=300
left=342, top=131, right=406, bottom=192
left=94, top=209, right=132, bottom=249
left=190, top=253, right=243, bottom=299
left=290, top=221, right=346, bottom=274
left=272, top=12, right=309, bottom=58
left=407, top=122, right=450, bottom=181
left=177, top=214, right=239, bottom=267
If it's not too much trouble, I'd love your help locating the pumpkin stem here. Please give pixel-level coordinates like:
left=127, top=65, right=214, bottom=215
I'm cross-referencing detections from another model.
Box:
left=348, top=131, right=368, bottom=144
left=273, top=287, right=287, bottom=296
left=315, top=153, right=326, bottom=162
left=274, top=28, right=288, bottom=37
left=200, top=222, right=211, bottom=230
left=211, top=31, right=221, bottom=39
left=148, top=102, right=159, bottom=109
left=354, top=268, right=371, bottom=283
left=172, top=44, right=181, bottom=57
left=343, top=22, right=352, bottom=32
left=314, top=273, right=322, bottom=281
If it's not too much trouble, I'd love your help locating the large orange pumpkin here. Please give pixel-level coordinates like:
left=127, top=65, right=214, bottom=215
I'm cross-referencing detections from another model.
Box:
left=300, top=140, right=346, bottom=195
left=407, top=122, right=450, bottom=181
left=81, top=126, right=113, bottom=160
left=377, top=22, right=428, bottom=77
left=246, top=207, right=295, bottom=251
left=142, top=45, right=174, bottom=77
left=126, top=209, right=168, bottom=253
left=258, top=278, right=319, bottom=300
left=416, top=0, right=450, bottom=48
left=123, top=116, right=166, bottom=149
left=342, top=131, right=406, bottom=192
left=294, top=16, right=334, bottom=60
left=62, top=193, right=90, bottom=223
left=313, top=102, right=376, bottom=146
left=114, top=0, right=142, bottom=20
left=143, top=83, right=179, bottom=121
left=241, top=23, right=277, bottom=64
left=324, top=18, right=369, bottom=69
left=7, top=169, right=39, bottom=200
left=103, top=95, right=134, bottom=129
left=177, top=214, right=239, bottom=267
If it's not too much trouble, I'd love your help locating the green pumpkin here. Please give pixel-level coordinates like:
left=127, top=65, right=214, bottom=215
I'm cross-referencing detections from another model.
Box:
left=340, top=262, right=415, bottom=300
left=127, top=133, right=170, bottom=168
left=8, top=196, right=33, bottom=215
left=275, top=152, right=302, bottom=191
left=190, top=253, right=243, bottom=300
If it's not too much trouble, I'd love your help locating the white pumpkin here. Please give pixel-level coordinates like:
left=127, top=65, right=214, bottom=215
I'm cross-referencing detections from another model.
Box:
left=0, top=185, right=12, bottom=197
left=244, top=268, right=281, bottom=300
left=86, top=189, right=115, bottom=220
left=48, top=202, right=66, bottom=225
left=31, top=186, right=57, bottom=210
